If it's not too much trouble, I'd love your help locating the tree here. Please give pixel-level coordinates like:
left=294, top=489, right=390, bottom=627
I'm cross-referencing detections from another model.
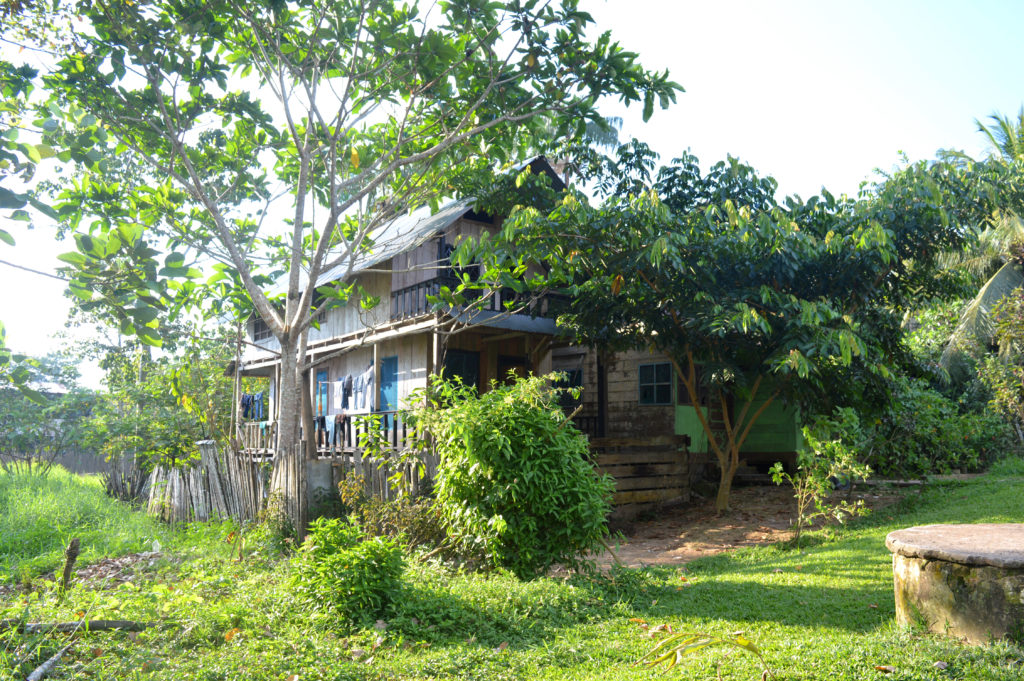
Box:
left=942, top=109, right=1024, bottom=369
left=30, top=0, right=679, bottom=528
left=0, top=59, right=60, bottom=399
left=0, top=353, right=97, bottom=475
left=82, top=327, right=237, bottom=472
left=478, top=147, right=1020, bottom=512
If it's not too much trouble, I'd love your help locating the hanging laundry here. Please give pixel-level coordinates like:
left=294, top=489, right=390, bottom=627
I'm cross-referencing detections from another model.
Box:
left=332, top=380, right=345, bottom=411
left=361, top=365, right=375, bottom=410
left=342, top=374, right=353, bottom=410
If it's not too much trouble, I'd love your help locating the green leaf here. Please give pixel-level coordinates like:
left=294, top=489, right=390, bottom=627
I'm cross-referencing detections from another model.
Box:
left=0, top=229, right=14, bottom=246
left=0, top=187, right=28, bottom=210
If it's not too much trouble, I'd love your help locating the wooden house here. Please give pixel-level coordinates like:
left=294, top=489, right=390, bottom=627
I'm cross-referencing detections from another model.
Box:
left=236, top=159, right=567, bottom=489
left=237, top=158, right=798, bottom=515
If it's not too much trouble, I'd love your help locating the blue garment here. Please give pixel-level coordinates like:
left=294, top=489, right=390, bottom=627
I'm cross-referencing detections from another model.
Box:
left=325, top=418, right=336, bottom=449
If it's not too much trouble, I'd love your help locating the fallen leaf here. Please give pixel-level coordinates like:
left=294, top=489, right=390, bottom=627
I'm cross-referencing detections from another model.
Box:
left=679, top=576, right=688, bottom=582
left=933, top=661, right=948, bottom=670
left=629, top=618, right=647, bottom=624
left=495, top=641, right=509, bottom=652
left=91, top=647, right=104, bottom=658
left=225, top=627, right=241, bottom=642
left=350, top=648, right=367, bottom=660
left=868, top=603, right=879, bottom=609
left=874, top=665, right=896, bottom=673
left=650, top=624, right=668, bottom=633
left=795, top=565, right=803, bottom=570
left=285, top=676, right=299, bottom=681
left=772, top=568, right=783, bottom=573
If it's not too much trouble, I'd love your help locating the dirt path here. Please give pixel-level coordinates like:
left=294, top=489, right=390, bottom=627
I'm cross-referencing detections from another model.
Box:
left=599, top=484, right=900, bottom=568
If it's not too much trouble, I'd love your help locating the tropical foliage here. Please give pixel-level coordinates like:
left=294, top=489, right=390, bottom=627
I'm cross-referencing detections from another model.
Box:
left=17, top=0, right=678, bottom=530
left=405, top=374, right=614, bottom=578
left=469, top=144, right=1021, bottom=510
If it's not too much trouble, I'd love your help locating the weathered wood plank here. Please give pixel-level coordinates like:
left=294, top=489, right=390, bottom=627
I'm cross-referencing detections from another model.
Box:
left=595, top=452, right=685, bottom=466
left=613, top=488, right=682, bottom=504
left=590, top=436, right=686, bottom=448
left=612, top=475, right=687, bottom=492
left=598, top=462, right=686, bottom=478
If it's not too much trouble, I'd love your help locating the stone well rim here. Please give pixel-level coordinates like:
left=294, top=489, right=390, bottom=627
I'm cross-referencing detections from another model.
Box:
left=885, top=523, right=1024, bottom=569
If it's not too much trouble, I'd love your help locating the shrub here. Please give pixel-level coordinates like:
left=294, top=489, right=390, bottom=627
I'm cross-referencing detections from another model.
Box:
left=337, top=472, right=446, bottom=551
left=771, top=408, right=871, bottom=546
left=289, top=517, right=405, bottom=625
left=406, top=373, right=614, bottom=579
left=864, top=377, right=1018, bottom=477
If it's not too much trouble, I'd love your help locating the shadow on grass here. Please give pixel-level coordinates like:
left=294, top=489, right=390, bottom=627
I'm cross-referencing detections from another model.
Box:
left=625, top=575, right=894, bottom=632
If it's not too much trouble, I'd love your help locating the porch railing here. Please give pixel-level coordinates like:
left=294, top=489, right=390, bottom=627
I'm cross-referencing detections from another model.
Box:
left=236, top=413, right=437, bottom=499
left=236, top=421, right=277, bottom=459
left=389, top=275, right=569, bottom=322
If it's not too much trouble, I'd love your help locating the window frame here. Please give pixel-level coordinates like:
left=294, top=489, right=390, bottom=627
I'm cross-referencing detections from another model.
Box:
left=638, top=361, right=673, bottom=406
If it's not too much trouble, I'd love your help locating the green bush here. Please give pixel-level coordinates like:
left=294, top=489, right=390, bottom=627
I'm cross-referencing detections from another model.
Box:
left=337, top=472, right=446, bottom=551
left=289, top=517, right=405, bottom=625
left=407, top=374, right=614, bottom=579
left=864, top=377, right=1017, bottom=477
left=771, top=408, right=871, bottom=546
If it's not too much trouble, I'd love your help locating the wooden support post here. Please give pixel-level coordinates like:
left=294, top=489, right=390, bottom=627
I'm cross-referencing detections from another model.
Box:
left=372, top=342, right=380, bottom=411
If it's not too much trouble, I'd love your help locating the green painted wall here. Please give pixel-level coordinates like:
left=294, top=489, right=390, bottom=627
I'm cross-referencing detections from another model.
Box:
left=674, top=396, right=801, bottom=455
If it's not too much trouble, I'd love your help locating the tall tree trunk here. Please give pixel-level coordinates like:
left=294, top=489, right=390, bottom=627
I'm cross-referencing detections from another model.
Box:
left=269, top=337, right=305, bottom=536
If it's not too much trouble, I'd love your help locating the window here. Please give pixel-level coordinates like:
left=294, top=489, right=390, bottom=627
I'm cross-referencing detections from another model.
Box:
left=253, top=317, right=273, bottom=342
left=443, top=349, right=480, bottom=391
left=638, top=362, right=672, bottom=405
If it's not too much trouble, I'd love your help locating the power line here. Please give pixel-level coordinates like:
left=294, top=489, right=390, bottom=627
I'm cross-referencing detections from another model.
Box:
left=0, top=258, right=69, bottom=281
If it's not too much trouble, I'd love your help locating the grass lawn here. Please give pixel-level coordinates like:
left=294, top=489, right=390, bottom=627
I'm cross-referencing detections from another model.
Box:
left=2, top=463, right=1023, bottom=680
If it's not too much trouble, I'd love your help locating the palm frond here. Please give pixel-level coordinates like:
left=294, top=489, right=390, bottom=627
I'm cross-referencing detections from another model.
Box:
left=976, top=106, right=1024, bottom=161
left=941, top=262, right=1024, bottom=370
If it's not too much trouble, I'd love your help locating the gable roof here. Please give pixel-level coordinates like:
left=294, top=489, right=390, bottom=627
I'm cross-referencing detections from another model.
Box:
left=276, top=156, right=563, bottom=294
left=318, top=197, right=473, bottom=285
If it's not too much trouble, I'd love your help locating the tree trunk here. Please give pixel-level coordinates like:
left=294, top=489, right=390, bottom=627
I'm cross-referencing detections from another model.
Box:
left=715, top=452, right=737, bottom=514
left=269, top=337, right=306, bottom=536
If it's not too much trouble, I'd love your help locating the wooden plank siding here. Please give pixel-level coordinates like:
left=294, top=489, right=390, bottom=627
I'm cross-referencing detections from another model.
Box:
left=602, top=349, right=676, bottom=440
left=591, top=435, right=689, bottom=507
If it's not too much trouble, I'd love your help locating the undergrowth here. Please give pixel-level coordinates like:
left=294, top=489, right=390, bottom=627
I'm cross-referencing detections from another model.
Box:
left=0, top=467, right=174, bottom=580
left=2, top=466, right=1024, bottom=680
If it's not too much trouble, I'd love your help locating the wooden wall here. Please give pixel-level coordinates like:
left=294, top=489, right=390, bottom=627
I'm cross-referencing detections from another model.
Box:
left=390, top=217, right=495, bottom=291
left=603, top=349, right=676, bottom=439
left=591, top=435, right=689, bottom=512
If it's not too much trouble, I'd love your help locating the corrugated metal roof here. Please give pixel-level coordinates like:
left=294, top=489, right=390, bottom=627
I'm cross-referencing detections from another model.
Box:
left=271, top=198, right=472, bottom=295
left=323, top=198, right=472, bottom=282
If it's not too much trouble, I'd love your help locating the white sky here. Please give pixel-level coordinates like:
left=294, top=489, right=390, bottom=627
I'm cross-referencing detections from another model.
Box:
left=2, top=0, right=1023, bottom=387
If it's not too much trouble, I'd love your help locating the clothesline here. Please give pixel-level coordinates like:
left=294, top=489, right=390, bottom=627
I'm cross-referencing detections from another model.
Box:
left=317, top=364, right=376, bottom=416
